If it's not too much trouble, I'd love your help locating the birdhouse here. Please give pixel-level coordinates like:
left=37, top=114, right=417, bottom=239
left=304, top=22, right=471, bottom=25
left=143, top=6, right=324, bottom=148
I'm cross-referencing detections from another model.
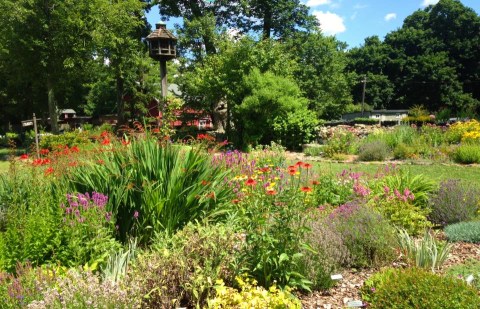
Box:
left=146, top=22, right=177, bottom=61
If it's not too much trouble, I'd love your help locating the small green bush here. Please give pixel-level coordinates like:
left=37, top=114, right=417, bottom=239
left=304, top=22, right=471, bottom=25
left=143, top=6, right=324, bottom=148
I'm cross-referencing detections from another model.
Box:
left=357, top=140, right=389, bottom=161
left=452, top=144, right=480, bottom=164
left=447, top=259, right=480, bottom=291
left=445, top=221, right=480, bottom=243
left=393, top=142, right=416, bottom=159
left=39, top=131, right=91, bottom=150
left=362, top=268, right=480, bottom=309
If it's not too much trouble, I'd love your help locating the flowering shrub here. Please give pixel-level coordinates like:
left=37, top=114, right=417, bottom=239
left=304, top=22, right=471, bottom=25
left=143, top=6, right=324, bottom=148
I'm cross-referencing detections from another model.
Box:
left=327, top=201, right=396, bottom=268
left=428, top=179, right=480, bottom=226
left=323, top=128, right=357, bottom=157
left=55, top=192, right=120, bottom=268
left=446, top=119, right=480, bottom=144
left=27, top=268, right=140, bottom=308
left=372, top=186, right=431, bottom=236
left=207, top=276, right=301, bottom=309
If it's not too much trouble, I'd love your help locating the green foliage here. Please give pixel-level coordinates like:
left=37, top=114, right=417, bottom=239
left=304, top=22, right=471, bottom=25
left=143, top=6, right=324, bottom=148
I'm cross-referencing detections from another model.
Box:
left=303, top=144, right=324, bottom=157
left=447, top=259, right=480, bottom=291
left=129, top=222, right=239, bottom=309
left=272, top=108, right=319, bottom=151
left=352, top=117, right=379, bottom=124
left=64, top=138, right=234, bottom=242
left=323, top=130, right=357, bottom=157
left=101, top=238, right=138, bottom=283
left=396, top=229, right=452, bottom=271
left=393, top=142, right=416, bottom=160
left=207, top=276, right=301, bottom=309
left=357, top=140, right=390, bottom=161
left=452, top=144, right=480, bottom=164
left=327, top=202, right=397, bottom=268
left=39, top=131, right=92, bottom=150
left=361, top=267, right=480, bottom=309
left=234, top=69, right=311, bottom=148
left=445, top=221, right=480, bottom=243
left=228, top=187, right=312, bottom=291
left=311, top=173, right=354, bottom=206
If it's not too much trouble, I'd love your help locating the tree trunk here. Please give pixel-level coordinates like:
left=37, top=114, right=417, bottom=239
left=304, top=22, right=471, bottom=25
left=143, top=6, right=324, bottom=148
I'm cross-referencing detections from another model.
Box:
left=262, top=6, right=272, bottom=40
left=47, top=78, right=59, bottom=134
left=116, top=75, right=125, bottom=125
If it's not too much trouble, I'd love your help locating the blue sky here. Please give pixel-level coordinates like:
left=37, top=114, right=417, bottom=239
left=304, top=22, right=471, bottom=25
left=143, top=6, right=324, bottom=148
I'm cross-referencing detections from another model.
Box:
left=146, top=0, right=480, bottom=48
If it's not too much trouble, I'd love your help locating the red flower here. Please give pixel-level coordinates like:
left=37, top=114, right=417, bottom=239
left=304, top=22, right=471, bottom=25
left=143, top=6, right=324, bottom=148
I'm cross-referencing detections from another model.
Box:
left=295, top=161, right=304, bottom=167
left=300, top=186, right=313, bottom=193
left=303, top=163, right=312, bottom=169
left=201, top=180, right=211, bottom=186
left=44, top=167, right=54, bottom=175
left=20, top=154, right=29, bottom=160
left=101, top=138, right=110, bottom=145
left=100, top=131, right=109, bottom=138
left=70, top=146, right=80, bottom=153
left=40, top=148, right=50, bottom=155
left=258, top=167, right=271, bottom=173
left=206, top=192, right=215, bottom=199
left=152, top=128, right=160, bottom=133
left=232, top=199, right=240, bottom=204
left=245, top=178, right=257, bottom=186
left=311, top=180, right=320, bottom=186
left=33, top=159, right=43, bottom=166
left=41, top=158, right=51, bottom=165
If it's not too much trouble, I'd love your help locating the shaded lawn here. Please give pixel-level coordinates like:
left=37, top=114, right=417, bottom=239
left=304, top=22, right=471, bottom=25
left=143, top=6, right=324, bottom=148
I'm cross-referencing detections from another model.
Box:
left=314, top=161, right=480, bottom=187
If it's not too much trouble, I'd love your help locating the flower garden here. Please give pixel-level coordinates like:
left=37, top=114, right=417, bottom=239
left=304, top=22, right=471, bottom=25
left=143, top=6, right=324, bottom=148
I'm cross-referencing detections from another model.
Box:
left=0, top=122, right=480, bottom=308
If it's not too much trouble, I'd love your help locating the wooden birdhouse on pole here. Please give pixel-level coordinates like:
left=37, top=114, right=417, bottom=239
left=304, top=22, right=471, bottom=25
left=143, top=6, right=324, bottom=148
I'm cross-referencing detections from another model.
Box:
left=146, top=22, right=177, bottom=104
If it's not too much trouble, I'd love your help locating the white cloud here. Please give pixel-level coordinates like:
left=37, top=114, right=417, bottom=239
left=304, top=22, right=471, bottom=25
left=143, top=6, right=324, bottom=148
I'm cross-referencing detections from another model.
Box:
left=306, top=0, right=331, bottom=6
left=313, top=11, right=346, bottom=35
left=421, top=0, right=439, bottom=7
left=384, top=13, right=397, bottom=21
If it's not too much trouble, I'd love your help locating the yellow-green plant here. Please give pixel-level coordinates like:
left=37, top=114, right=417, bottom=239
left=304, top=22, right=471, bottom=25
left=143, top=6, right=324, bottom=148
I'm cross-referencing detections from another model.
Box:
left=207, top=276, right=301, bottom=309
left=396, top=228, right=452, bottom=272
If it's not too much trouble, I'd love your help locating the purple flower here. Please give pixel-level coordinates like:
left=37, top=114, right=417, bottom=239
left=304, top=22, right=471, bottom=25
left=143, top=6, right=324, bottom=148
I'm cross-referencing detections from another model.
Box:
left=133, top=210, right=139, bottom=219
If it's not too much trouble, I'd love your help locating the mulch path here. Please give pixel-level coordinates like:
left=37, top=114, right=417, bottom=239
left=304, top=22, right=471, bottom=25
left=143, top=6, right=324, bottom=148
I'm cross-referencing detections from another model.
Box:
left=298, top=241, right=480, bottom=308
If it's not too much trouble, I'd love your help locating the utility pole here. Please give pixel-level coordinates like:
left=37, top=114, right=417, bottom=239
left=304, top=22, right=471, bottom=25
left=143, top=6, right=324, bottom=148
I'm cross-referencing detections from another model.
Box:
left=361, top=75, right=367, bottom=116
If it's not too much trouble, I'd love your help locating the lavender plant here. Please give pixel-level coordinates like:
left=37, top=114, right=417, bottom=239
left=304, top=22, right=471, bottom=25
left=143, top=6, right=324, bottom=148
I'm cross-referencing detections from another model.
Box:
left=428, top=179, right=480, bottom=226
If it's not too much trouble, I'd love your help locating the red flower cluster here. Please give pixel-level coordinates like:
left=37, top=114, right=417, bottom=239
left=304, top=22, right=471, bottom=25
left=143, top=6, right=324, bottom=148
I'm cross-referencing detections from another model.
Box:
left=197, top=134, right=215, bottom=141
left=33, top=158, right=51, bottom=166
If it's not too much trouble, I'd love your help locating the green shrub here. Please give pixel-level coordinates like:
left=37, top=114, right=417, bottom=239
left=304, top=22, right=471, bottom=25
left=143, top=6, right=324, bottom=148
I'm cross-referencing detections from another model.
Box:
left=447, top=259, right=480, bottom=290
left=396, top=229, right=452, bottom=271
left=64, top=138, right=234, bottom=243
left=452, top=144, right=480, bottom=164
left=129, top=222, right=240, bottom=309
left=382, top=125, right=418, bottom=149
left=352, top=117, right=379, bottom=125
left=38, top=131, right=91, bottom=150
left=207, top=276, right=301, bottom=309
left=273, top=108, right=319, bottom=150
left=361, top=268, right=479, bottom=309
left=393, top=143, right=416, bottom=159
left=428, top=179, right=480, bottom=226
left=323, top=129, right=357, bottom=157
left=357, top=140, right=389, bottom=161
left=445, top=221, right=480, bottom=243
left=327, top=202, right=397, bottom=268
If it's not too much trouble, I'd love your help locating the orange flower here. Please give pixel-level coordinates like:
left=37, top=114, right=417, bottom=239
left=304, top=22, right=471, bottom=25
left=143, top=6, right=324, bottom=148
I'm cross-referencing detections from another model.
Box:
left=258, top=167, right=271, bottom=173
left=201, top=180, right=211, bottom=186
left=266, top=189, right=277, bottom=195
left=300, top=186, right=313, bottom=193
left=287, top=167, right=297, bottom=175
left=311, top=180, right=320, bottom=186
left=70, top=146, right=80, bottom=153
left=206, top=192, right=215, bottom=199
left=101, top=138, right=110, bottom=145
left=232, top=199, right=240, bottom=204
left=44, top=167, right=54, bottom=175
left=295, top=161, right=304, bottom=167
left=152, top=128, right=160, bottom=133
